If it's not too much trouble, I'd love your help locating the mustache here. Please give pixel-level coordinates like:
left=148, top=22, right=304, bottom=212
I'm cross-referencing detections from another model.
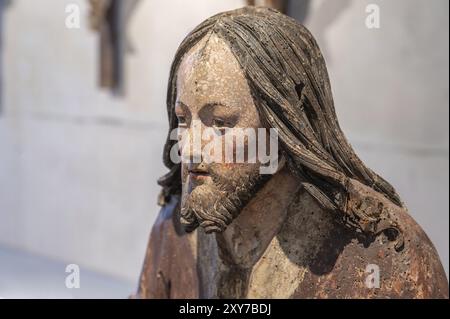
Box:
left=184, top=162, right=259, bottom=192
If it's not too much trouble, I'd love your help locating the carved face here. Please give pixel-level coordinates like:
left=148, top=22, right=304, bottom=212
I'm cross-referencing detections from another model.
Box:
left=175, top=33, right=271, bottom=233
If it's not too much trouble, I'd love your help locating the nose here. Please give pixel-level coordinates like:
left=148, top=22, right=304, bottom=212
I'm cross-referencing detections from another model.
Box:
left=188, top=162, right=208, bottom=173
left=180, top=119, right=204, bottom=164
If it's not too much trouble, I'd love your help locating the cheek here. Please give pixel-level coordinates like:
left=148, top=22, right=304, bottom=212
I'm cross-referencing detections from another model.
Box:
left=209, top=162, right=261, bottom=180
left=237, top=101, right=261, bottom=128
left=206, top=130, right=265, bottom=172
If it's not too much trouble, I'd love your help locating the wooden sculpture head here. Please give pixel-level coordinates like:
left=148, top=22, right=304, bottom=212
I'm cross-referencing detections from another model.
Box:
left=159, top=7, right=402, bottom=239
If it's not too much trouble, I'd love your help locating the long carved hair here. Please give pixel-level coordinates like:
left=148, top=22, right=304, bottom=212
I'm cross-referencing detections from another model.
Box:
left=158, top=7, right=403, bottom=232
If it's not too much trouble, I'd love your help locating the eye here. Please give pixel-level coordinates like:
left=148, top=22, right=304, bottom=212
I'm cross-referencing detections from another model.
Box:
left=213, top=118, right=225, bottom=128
left=212, top=118, right=229, bottom=135
left=177, top=115, right=187, bottom=126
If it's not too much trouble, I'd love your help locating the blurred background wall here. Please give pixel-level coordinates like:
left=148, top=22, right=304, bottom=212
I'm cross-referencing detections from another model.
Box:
left=0, top=0, right=448, bottom=297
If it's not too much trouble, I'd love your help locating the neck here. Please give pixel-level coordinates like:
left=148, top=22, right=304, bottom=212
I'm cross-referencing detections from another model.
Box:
left=195, top=165, right=302, bottom=298
left=216, top=165, right=301, bottom=267
left=197, top=168, right=340, bottom=298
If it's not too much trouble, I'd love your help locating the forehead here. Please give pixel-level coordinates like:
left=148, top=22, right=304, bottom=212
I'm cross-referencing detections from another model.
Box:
left=176, top=33, right=252, bottom=112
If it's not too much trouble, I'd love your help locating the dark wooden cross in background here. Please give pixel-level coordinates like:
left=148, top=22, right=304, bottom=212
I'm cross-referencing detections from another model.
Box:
left=88, top=0, right=140, bottom=95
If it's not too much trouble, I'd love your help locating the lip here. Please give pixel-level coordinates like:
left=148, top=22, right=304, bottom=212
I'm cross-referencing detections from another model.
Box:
left=188, top=170, right=210, bottom=179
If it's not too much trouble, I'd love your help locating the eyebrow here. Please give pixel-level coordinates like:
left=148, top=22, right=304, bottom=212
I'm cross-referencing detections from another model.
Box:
left=176, top=101, right=235, bottom=111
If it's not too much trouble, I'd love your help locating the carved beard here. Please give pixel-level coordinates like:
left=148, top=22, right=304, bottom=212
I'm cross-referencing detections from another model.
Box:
left=180, top=167, right=271, bottom=234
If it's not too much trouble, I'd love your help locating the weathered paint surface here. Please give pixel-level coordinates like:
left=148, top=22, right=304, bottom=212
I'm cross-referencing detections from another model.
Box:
left=137, top=182, right=448, bottom=299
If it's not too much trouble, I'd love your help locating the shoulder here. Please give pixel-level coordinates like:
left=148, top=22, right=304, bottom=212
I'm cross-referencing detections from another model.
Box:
left=151, top=195, right=181, bottom=235
left=290, top=185, right=448, bottom=298
left=385, top=208, right=449, bottom=298
left=136, top=195, right=199, bottom=299
left=336, top=207, right=449, bottom=298
left=343, top=179, right=448, bottom=298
